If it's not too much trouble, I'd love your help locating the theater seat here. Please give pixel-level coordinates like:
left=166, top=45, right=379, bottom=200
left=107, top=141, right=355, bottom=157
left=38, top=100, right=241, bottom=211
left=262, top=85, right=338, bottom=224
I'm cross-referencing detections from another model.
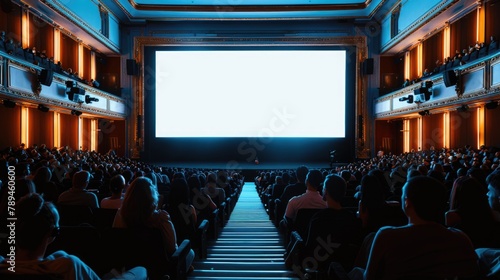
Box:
left=101, top=227, right=192, bottom=280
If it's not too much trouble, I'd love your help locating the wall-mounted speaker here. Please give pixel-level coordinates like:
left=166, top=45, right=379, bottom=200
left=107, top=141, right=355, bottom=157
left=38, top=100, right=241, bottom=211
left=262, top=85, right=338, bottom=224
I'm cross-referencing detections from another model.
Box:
left=38, top=69, right=53, bottom=86
left=362, top=58, right=374, bottom=75
left=126, top=59, right=139, bottom=76
left=443, top=70, right=457, bottom=87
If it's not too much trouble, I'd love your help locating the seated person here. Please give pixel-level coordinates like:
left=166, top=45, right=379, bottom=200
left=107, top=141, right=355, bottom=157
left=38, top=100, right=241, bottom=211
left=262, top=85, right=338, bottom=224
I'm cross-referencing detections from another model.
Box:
left=0, top=193, right=146, bottom=279
left=113, top=177, right=195, bottom=267
left=349, top=176, right=478, bottom=279
left=58, top=170, right=99, bottom=208
left=4, top=38, right=15, bottom=54
left=489, top=35, right=498, bottom=52
left=487, top=172, right=500, bottom=222
left=446, top=176, right=500, bottom=248
left=303, top=174, right=362, bottom=271
left=100, top=174, right=125, bottom=209
left=283, top=169, right=326, bottom=224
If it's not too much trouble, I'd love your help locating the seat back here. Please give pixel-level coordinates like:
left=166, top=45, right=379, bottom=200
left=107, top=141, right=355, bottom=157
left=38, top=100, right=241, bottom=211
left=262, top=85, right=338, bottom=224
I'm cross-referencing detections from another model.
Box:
left=56, top=204, right=94, bottom=226
left=101, top=227, right=171, bottom=280
left=91, top=208, right=118, bottom=229
left=293, top=208, right=324, bottom=239
left=45, top=225, right=103, bottom=274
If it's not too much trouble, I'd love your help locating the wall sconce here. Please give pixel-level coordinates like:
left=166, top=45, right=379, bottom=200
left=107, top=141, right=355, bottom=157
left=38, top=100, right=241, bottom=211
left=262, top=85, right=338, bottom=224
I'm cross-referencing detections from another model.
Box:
left=457, top=104, right=469, bottom=112
left=37, top=104, right=49, bottom=113
left=418, top=110, right=431, bottom=116
left=485, top=101, right=499, bottom=110
left=71, top=110, right=82, bottom=116
left=3, top=100, right=16, bottom=108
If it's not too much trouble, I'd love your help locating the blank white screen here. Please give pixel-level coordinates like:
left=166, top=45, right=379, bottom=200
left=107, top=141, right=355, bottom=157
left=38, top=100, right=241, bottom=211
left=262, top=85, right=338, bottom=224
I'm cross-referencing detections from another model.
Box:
left=155, top=50, right=346, bottom=137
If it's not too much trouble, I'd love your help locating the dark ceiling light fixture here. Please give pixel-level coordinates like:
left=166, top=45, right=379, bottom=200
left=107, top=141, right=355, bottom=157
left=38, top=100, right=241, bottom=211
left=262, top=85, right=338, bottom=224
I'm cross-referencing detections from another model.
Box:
left=37, top=104, right=49, bottom=113
left=418, top=110, right=431, bottom=116
left=457, top=104, right=469, bottom=112
left=3, top=100, right=16, bottom=108
left=71, top=109, right=82, bottom=116
left=485, top=101, right=499, bottom=110
left=85, top=95, right=99, bottom=104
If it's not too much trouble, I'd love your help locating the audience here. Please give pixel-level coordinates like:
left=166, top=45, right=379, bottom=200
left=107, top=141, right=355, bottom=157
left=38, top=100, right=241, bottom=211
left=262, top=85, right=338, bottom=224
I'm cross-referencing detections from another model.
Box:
left=349, top=176, right=478, bottom=279
left=112, top=176, right=195, bottom=266
left=0, top=193, right=146, bottom=279
left=58, top=170, right=99, bottom=208
left=283, top=169, right=326, bottom=224
left=100, top=174, right=125, bottom=209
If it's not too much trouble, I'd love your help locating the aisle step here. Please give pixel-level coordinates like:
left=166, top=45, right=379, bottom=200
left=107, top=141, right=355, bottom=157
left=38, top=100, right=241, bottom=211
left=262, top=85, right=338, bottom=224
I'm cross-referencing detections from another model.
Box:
left=187, top=183, right=298, bottom=280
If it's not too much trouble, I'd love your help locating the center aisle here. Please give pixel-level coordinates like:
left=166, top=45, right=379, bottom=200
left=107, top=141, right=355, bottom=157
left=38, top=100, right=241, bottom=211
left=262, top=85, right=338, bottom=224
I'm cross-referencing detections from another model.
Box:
left=187, top=182, right=299, bottom=280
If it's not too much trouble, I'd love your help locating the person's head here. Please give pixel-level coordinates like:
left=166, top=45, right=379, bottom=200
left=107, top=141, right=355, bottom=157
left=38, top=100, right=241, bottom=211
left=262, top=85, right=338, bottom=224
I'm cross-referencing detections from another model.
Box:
left=487, top=173, right=500, bottom=212
left=17, top=193, right=59, bottom=252
left=322, top=174, right=346, bottom=204
left=109, top=174, right=126, bottom=195
left=121, top=177, right=158, bottom=227
left=296, top=165, right=309, bottom=183
left=450, top=176, right=492, bottom=224
left=13, top=178, right=37, bottom=201
left=359, top=174, right=385, bottom=211
left=402, top=176, right=447, bottom=224
left=72, top=170, right=90, bottom=189
left=169, top=178, right=190, bottom=206
left=305, top=169, right=323, bottom=191
left=340, top=170, right=351, bottom=182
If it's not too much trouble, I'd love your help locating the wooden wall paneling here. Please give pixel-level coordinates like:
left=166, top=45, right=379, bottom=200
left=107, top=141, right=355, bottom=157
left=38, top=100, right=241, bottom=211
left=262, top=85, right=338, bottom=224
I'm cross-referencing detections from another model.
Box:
left=0, top=105, right=21, bottom=148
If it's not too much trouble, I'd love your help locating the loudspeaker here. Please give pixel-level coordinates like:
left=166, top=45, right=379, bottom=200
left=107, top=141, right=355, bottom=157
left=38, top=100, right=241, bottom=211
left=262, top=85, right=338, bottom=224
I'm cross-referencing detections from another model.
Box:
left=126, top=59, right=138, bottom=76
left=38, top=69, right=53, bottom=86
left=362, top=58, right=374, bottom=75
left=443, top=70, right=457, bottom=87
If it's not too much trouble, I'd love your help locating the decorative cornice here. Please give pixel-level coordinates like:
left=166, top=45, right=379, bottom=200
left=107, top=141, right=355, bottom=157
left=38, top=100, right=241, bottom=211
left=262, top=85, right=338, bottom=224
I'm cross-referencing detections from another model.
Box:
left=128, top=0, right=372, bottom=13
left=381, top=0, right=459, bottom=53
left=40, top=0, right=120, bottom=53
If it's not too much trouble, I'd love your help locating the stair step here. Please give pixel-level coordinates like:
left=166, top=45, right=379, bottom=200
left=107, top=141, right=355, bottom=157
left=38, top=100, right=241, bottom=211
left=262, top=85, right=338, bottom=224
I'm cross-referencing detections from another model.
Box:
left=187, top=183, right=299, bottom=280
left=189, top=269, right=296, bottom=277
left=193, top=261, right=288, bottom=270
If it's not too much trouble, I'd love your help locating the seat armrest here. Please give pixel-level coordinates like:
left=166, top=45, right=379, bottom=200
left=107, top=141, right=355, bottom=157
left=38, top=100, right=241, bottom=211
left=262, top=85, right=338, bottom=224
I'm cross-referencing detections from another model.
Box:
left=196, top=219, right=209, bottom=259
left=170, top=239, right=192, bottom=280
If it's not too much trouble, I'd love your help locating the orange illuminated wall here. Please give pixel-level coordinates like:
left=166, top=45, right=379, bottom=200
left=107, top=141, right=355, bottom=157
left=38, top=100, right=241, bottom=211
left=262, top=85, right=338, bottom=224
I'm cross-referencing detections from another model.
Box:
left=421, top=112, right=444, bottom=150
left=98, top=119, right=126, bottom=156
left=81, top=118, right=92, bottom=151
left=408, top=118, right=419, bottom=151
left=450, top=109, right=477, bottom=149
left=28, top=107, right=54, bottom=148
left=59, top=113, right=79, bottom=149
left=375, top=120, right=403, bottom=155
left=484, top=106, right=500, bottom=147
left=0, top=105, right=21, bottom=148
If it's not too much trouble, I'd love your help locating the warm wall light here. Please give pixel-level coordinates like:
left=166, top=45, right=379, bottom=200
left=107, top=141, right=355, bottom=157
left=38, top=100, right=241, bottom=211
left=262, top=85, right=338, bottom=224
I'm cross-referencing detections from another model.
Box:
left=91, top=119, right=97, bottom=152
left=54, top=28, right=61, bottom=63
left=78, top=44, right=83, bottom=80
left=443, top=112, right=450, bottom=149
left=54, top=112, right=60, bottom=148
left=22, top=9, right=29, bottom=49
left=21, top=107, right=29, bottom=147
left=478, top=106, right=484, bottom=149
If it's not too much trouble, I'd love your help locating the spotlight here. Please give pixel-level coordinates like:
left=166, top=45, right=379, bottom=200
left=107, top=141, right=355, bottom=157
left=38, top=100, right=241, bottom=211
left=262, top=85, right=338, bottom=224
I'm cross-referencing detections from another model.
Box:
left=3, top=100, right=16, bottom=108
left=399, top=95, right=414, bottom=103
left=457, top=104, right=469, bottom=112
left=85, top=95, right=99, bottom=104
left=71, top=110, right=82, bottom=116
left=37, top=104, right=49, bottom=113
left=485, top=101, right=499, bottom=110
left=418, top=110, right=431, bottom=116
